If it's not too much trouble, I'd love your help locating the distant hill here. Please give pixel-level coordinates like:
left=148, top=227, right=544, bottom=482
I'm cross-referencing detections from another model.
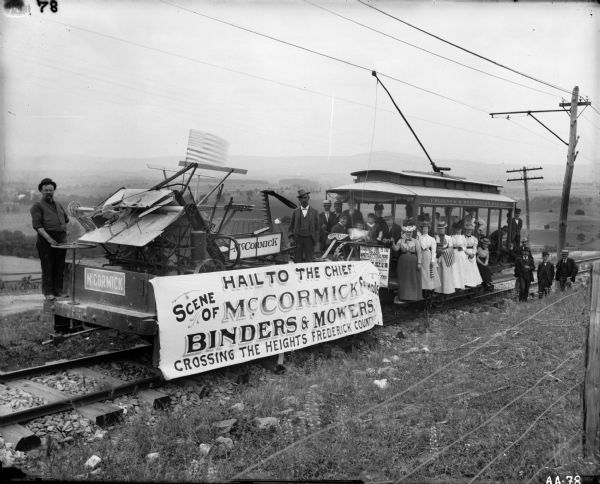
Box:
left=3, top=151, right=595, bottom=189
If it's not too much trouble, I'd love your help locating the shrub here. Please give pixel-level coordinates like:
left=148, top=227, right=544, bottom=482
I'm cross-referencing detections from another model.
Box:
left=575, top=209, right=585, bottom=215
left=0, top=230, right=38, bottom=258
left=543, top=224, right=550, bottom=230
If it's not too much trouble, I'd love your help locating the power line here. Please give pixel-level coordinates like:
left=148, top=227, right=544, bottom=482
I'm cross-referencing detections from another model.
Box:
left=357, top=0, right=573, bottom=96
left=160, top=0, right=490, bottom=114
left=303, top=0, right=560, bottom=99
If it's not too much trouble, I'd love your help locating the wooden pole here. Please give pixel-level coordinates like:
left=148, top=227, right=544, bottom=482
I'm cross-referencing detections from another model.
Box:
left=583, top=261, right=600, bottom=461
left=557, top=86, right=579, bottom=254
left=523, top=167, right=530, bottom=241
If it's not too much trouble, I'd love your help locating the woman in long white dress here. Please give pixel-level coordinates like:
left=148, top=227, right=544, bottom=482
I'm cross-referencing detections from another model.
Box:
left=451, top=226, right=467, bottom=290
left=463, top=223, right=483, bottom=287
left=417, top=221, right=441, bottom=295
left=434, top=221, right=455, bottom=295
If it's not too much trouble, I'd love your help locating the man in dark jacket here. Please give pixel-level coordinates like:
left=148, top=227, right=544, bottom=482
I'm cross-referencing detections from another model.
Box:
left=537, top=251, right=555, bottom=298
left=555, top=249, right=578, bottom=290
left=30, top=178, right=70, bottom=301
left=342, top=202, right=364, bottom=230
left=288, top=189, right=319, bottom=263
left=318, top=199, right=337, bottom=251
left=514, top=246, right=534, bottom=302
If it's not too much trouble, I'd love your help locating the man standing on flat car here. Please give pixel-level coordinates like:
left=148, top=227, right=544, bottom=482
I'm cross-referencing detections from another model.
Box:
left=537, top=250, right=554, bottom=298
left=30, top=178, right=70, bottom=301
left=288, top=188, right=319, bottom=263
left=555, top=249, right=578, bottom=291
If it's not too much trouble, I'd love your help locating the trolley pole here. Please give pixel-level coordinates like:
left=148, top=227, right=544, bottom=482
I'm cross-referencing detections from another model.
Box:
left=506, top=167, right=543, bottom=241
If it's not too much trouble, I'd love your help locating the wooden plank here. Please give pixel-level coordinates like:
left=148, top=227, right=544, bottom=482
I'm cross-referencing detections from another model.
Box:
left=583, top=261, right=600, bottom=462
left=73, top=367, right=126, bottom=387
left=0, top=424, right=41, bottom=451
left=75, top=402, right=123, bottom=427
left=137, top=389, right=170, bottom=410
left=178, top=160, right=248, bottom=175
left=6, top=379, right=70, bottom=404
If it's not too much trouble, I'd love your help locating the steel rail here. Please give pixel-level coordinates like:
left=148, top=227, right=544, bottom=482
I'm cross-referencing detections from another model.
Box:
left=0, top=375, right=163, bottom=427
left=0, top=344, right=152, bottom=382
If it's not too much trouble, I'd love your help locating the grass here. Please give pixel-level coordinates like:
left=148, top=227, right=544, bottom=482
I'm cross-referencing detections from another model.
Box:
left=5, top=283, right=599, bottom=482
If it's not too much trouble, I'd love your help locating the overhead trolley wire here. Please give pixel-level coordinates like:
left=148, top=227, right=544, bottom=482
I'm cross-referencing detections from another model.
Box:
left=160, top=0, right=490, bottom=114
left=303, top=0, right=560, bottom=99
left=357, top=0, right=573, bottom=96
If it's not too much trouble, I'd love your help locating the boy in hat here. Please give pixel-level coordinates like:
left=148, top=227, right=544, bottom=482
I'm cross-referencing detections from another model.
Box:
left=537, top=250, right=555, bottom=298
left=555, top=249, right=578, bottom=291
left=476, top=238, right=493, bottom=291
left=288, top=189, right=320, bottom=263
left=318, top=199, right=337, bottom=251
left=30, top=178, right=70, bottom=301
left=514, top=245, right=535, bottom=301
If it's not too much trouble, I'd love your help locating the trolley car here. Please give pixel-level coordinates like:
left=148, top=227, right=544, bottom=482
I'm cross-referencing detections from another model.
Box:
left=325, top=169, right=517, bottom=298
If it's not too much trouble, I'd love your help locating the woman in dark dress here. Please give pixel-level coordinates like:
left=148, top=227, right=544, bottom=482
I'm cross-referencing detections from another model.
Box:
left=393, top=220, right=422, bottom=301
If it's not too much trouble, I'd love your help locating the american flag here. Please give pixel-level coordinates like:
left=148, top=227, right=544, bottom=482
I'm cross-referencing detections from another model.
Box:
left=186, top=130, right=228, bottom=165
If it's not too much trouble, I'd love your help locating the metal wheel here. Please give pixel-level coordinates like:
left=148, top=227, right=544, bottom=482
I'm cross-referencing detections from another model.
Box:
left=197, top=258, right=225, bottom=273
left=207, top=235, right=241, bottom=269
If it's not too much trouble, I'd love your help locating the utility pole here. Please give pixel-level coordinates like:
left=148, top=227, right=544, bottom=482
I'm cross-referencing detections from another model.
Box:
left=506, top=166, right=543, bottom=241
left=557, top=86, right=587, bottom=254
left=490, top=86, right=591, bottom=255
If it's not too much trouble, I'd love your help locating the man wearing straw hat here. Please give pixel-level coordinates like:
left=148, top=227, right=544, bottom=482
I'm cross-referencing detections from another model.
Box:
left=555, top=249, right=578, bottom=291
left=288, top=188, right=319, bottom=263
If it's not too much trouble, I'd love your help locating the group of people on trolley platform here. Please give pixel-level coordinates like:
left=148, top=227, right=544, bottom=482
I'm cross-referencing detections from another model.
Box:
left=315, top=201, right=498, bottom=302
left=300, top=167, right=568, bottom=303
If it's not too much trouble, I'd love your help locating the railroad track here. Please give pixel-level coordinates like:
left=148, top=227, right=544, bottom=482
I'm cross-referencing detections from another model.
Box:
left=0, top=344, right=168, bottom=451
left=2, top=256, right=597, bottom=451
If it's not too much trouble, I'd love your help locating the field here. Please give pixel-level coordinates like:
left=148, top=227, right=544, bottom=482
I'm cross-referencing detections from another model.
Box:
left=0, top=281, right=597, bottom=482
left=0, top=255, right=41, bottom=281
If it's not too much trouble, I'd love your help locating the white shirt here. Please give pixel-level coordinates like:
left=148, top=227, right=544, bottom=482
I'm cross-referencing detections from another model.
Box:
left=301, top=205, right=309, bottom=217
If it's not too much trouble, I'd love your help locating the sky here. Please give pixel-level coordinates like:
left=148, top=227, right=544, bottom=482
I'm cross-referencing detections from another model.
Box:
left=1, top=0, right=599, bottom=181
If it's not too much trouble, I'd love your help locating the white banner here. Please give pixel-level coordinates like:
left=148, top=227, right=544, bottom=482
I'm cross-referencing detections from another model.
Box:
left=360, top=246, right=391, bottom=288
left=151, top=261, right=382, bottom=380
left=229, top=232, right=282, bottom=260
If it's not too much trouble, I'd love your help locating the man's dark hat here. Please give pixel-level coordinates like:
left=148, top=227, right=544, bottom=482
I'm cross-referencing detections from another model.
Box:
left=521, top=246, right=531, bottom=253
left=38, top=178, right=57, bottom=192
left=297, top=188, right=310, bottom=199
left=374, top=203, right=384, bottom=211
left=542, top=251, right=549, bottom=256
left=514, top=207, right=521, bottom=214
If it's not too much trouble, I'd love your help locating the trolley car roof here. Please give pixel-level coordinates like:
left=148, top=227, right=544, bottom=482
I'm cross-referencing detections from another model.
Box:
left=327, top=182, right=515, bottom=209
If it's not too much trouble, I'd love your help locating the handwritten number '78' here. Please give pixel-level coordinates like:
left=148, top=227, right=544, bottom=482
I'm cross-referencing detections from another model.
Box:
left=37, top=1, right=58, bottom=13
